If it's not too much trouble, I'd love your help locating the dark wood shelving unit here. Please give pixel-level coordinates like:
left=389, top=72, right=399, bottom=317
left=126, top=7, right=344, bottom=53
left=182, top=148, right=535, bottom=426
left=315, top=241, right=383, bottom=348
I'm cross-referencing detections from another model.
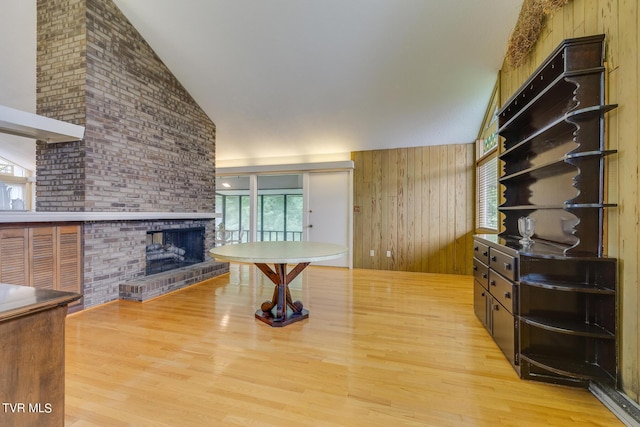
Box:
left=474, top=34, right=618, bottom=388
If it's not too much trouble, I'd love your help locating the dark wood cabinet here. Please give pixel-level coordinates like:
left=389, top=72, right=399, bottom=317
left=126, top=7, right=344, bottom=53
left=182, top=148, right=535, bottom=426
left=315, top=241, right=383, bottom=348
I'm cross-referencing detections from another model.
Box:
left=497, top=34, right=615, bottom=256
left=473, top=240, right=519, bottom=371
left=474, top=35, right=617, bottom=387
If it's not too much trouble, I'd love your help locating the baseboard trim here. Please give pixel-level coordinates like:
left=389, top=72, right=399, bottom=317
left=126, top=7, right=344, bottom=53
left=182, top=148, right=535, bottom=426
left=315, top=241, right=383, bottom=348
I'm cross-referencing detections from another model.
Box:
left=590, top=382, right=640, bottom=427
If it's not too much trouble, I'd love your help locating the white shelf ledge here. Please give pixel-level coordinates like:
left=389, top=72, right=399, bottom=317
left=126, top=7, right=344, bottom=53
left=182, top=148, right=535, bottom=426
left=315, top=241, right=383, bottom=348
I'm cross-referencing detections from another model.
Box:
left=0, top=105, right=85, bottom=143
left=0, top=211, right=219, bottom=223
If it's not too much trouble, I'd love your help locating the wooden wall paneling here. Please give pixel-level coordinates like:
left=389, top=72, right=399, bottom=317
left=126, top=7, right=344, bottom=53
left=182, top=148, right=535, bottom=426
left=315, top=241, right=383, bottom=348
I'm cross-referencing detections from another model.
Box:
left=466, top=144, right=475, bottom=274
left=617, top=0, right=639, bottom=399
left=412, top=147, right=423, bottom=272
left=396, top=148, right=407, bottom=271
left=351, top=151, right=367, bottom=267
left=372, top=150, right=383, bottom=270
left=361, top=151, right=373, bottom=269
left=0, top=228, right=29, bottom=286
left=438, top=146, right=449, bottom=273
left=454, top=144, right=470, bottom=275
left=420, top=147, right=431, bottom=272
left=446, top=146, right=456, bottom=273
left=573, top=0, right=586, bottom=35
left=352, top=144, right=474, bottom=275
left=377, top=150, right=389, bottom=270
left=427, top=145, right=441, bottom=273
left=601, top=1, right=619, bottom=71
left=615, top=0, right=637, bottom=397
left=564, top=0, right=575, bottom=37
left=29, top=226, right=56, bottom=290
left=584, top=0, right=599, bottom=34
left=387, top=149, right=398, bottom=271
left=405, top=147, right=416, bottom=271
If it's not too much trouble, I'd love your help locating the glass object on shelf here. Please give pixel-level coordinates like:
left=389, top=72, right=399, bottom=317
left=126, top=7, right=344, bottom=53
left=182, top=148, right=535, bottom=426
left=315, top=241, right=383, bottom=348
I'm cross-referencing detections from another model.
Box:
left=518, top=216, right=535, bottom=246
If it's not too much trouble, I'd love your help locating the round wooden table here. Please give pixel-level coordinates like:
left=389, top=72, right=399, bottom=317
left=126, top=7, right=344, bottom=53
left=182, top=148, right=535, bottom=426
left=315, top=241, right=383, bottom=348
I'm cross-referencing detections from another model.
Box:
left=210, top=241, right=348, bottom=326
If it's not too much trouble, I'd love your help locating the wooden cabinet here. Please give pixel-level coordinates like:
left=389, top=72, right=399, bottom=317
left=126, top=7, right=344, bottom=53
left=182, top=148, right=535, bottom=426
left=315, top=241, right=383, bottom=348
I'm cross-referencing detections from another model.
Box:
left=473, top=241, right=519, bottom=371
left=518, top=255, right=616, bottom=385
left=0, top=224, right=82, bottom=309
left=0, top=283, right=80, bottom=426
left=474, top=35, right=617, bottom=387
left=474, top=235, right=616, bottom=386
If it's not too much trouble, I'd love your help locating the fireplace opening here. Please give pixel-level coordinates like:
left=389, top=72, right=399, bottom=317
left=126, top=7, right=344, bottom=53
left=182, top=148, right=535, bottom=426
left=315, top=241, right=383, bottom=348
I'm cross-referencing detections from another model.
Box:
left=146, top=227, right=205, bottom=275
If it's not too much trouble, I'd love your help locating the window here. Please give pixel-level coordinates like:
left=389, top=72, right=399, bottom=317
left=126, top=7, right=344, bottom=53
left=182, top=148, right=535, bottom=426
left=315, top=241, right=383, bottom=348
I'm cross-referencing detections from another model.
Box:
left=215, top=174, right=303, bottom=242
left=0, top=156, right=31, bottom=211
left=476, top=81, right=500, bottom=232
left=477, top=154, right=498, bottom=230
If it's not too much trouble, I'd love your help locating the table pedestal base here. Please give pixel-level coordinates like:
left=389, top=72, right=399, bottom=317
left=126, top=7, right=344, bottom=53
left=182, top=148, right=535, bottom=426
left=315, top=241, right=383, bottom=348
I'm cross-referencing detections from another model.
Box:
left=255, top=307, right=309, bottom=327
left=254, top=262, right=310, bottom=327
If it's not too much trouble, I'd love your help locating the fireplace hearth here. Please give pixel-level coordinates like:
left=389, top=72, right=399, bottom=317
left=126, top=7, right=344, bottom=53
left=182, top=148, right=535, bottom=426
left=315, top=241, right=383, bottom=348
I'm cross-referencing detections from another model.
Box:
left=146, top=227, right=205, bottom=275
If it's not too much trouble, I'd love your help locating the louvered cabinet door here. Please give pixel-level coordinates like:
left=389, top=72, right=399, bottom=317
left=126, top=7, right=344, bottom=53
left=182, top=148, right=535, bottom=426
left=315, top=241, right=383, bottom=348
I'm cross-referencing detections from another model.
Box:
left=0, top=228, right=29, bottom=286
left=56, top=225, right=82, bottom=306
left=29, top=226, right=56, bottom=289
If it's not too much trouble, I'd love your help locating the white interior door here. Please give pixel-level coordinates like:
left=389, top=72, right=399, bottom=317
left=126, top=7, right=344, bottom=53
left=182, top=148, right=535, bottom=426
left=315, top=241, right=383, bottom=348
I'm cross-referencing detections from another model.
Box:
left=305, top=171, right=351, bottom=268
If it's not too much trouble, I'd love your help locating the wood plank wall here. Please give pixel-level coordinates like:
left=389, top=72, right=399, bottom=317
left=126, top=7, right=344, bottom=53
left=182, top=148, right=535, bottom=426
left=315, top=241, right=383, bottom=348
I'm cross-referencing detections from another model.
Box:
left=351, top=144, right=474, bottom=275
left=498, top=0, right=640, bottom=403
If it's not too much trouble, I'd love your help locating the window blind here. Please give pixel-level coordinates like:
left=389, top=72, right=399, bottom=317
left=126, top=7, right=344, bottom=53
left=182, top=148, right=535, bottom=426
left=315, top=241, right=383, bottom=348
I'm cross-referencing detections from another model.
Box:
left=477, top=155, right=498, bottom=230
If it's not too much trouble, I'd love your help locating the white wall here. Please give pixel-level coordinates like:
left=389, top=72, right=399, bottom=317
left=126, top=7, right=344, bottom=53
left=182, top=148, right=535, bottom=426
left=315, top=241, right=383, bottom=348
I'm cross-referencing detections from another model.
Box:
left=0, top=0, right=37, bottom=170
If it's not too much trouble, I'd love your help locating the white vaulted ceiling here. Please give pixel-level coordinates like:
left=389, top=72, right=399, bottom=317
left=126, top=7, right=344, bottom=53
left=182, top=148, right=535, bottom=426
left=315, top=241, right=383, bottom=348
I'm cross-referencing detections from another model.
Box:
left=0, top=0, right=523, bottom=170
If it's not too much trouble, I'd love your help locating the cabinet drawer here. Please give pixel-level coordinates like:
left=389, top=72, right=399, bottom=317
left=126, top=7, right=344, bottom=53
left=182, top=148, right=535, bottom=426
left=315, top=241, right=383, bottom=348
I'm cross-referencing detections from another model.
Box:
left=473, top=241, right=490, bottom=265
left=490, top=248, right=517, bottom=281
left=489, top=270, right=517, bottom=314
left=473, top=258, right=489, bottom=286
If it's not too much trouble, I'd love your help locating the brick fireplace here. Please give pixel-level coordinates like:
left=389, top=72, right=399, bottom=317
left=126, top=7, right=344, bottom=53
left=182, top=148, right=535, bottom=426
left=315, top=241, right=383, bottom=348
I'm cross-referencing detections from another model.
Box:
left=35, top=0, right=228, bottom=308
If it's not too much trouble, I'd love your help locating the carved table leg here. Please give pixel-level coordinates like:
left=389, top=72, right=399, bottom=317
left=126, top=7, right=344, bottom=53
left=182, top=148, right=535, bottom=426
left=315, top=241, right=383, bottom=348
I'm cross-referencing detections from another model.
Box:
left=254, top=262, right=310, bottom=327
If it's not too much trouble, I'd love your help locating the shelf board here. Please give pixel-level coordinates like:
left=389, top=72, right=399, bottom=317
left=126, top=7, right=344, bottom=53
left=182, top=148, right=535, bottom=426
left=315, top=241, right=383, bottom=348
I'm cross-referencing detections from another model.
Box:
left=519, top=279, right=615, bottom=294
left=499, top=203, right=615, bottom=210
left=520, top=352, right=614, bottom=381
left=499, top=35, right=606, bottom=116
left=500, top=105, right=616, bottom=159
left=499, top=150, right=616, bottom=183
left=520, top=315, right=615, bottom=338
left=0, top=104, right=85, bottom=143
left=499, top=68, right=606, bottom=136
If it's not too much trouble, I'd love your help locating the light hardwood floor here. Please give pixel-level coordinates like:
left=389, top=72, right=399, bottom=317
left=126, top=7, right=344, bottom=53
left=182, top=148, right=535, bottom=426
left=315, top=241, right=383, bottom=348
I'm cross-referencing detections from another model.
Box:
left=64, top=264, right=623, bottom=426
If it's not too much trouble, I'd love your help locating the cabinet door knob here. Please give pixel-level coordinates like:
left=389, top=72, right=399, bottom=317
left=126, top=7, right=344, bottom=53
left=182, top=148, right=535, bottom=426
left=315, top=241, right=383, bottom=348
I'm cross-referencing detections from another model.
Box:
left=504, top=291, right=511, bottom=299
left=482, top=273, right=488, bottom=279
left=504, top=262, right=512, bottom=271
left=490, top=280, right=496, bottom=286
left=491, top=256, right=497, bottom=262
left=482, top=251, right=488, bottom=257
left=493, top=304, right=500, bottom=311
left=474, top=246, right=479, bottom=252
left=473, top=265, right=478, bottom=271
left=481, top=292, right=485, bottom=297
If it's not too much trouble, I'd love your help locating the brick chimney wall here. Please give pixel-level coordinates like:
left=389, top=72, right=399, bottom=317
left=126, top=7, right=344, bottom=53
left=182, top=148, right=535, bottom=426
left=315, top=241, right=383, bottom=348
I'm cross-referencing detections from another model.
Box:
left=35, top=0, right=219, bottom=308
left=36, top=0, right=216, bottom=213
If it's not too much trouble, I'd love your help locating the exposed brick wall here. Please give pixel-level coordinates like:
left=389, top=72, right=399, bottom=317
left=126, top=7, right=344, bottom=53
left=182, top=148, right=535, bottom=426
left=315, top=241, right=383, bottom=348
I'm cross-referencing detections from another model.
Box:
left=35, top=0, right=219, bottom=308
left=36, top=0, right=216, bottom=213
left=83, top=220, right=215, bottom=307
left=36, top=0, right=87, bottom=211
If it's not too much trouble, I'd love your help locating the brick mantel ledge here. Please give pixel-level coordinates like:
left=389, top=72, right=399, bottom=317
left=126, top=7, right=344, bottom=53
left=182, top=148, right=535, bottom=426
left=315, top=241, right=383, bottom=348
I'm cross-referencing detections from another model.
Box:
left=0, top=212, right=219, bottom=223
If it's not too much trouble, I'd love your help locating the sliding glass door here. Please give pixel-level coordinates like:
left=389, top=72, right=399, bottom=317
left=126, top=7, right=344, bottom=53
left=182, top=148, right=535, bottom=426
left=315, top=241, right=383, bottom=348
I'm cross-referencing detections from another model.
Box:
left=215, top=174, right=303, bottom=243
